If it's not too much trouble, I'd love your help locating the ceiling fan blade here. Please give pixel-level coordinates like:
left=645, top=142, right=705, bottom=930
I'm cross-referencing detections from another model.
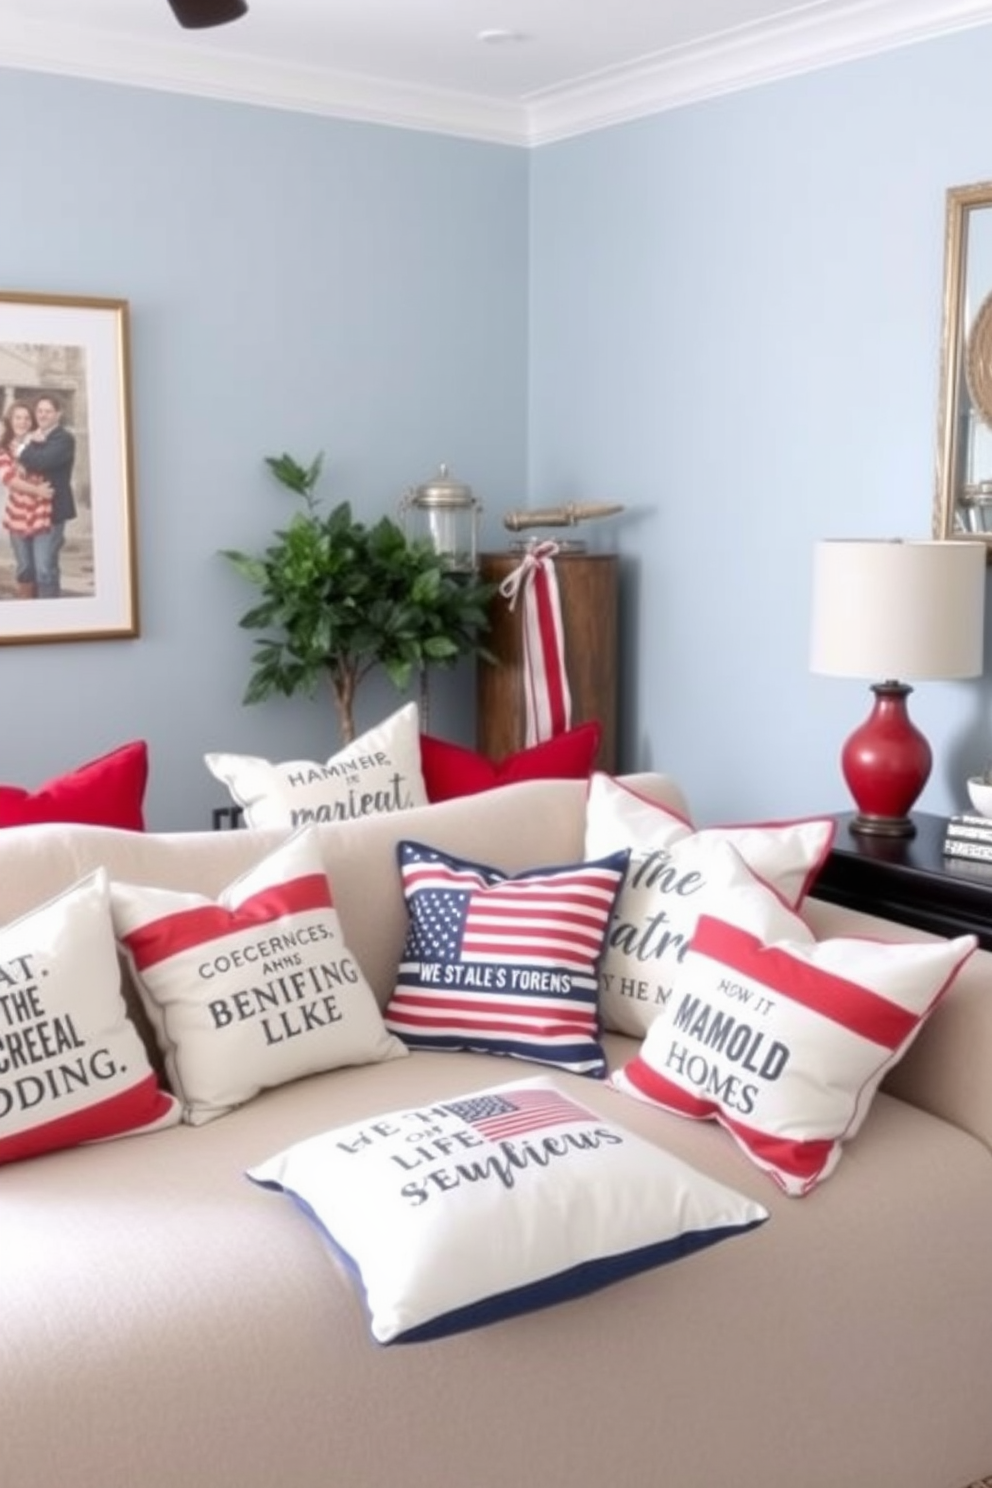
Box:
left=166, top=0, right=248, bottom=27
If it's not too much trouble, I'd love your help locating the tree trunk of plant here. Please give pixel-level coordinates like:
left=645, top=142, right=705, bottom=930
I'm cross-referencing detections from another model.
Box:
left=330, top=666, right=357, bottom=746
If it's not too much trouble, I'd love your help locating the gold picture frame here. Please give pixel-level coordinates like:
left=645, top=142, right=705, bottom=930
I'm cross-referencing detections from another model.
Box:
left=932, top=180, right=992, bottom=557
left=0, top=291, right=138, bottom=643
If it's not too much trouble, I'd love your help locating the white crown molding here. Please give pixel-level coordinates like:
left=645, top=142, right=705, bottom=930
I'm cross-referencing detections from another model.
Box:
left=525, top=0, right=992, bottom=145
left=0, top=19, right=524, bottom=146
left=2, top=1, right=992, bottom=149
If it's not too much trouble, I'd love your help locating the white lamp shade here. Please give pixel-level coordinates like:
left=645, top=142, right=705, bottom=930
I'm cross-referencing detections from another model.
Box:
left=809, top=539, right=986, bottom=681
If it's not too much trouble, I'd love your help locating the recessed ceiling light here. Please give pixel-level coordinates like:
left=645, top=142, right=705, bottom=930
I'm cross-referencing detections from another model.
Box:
left=477, top=28, right=529, bottom=44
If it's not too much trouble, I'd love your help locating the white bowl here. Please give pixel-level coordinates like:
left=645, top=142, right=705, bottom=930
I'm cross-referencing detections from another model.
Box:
left=966, top=776, right=992, bottom=818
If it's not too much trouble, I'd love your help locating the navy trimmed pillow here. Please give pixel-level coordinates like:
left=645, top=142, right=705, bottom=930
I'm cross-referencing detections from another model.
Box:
left=248, top=1075, right=768, bottom=1343
left=383, top=841, right=630, bottom=1078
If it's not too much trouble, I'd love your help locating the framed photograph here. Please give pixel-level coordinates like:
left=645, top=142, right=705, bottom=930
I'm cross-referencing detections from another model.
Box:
left=0, top=291, right=138, bottom=644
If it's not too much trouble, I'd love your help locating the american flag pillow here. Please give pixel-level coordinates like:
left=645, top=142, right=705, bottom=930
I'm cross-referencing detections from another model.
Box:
left=384, top=841, right=630, bottom=1077
left=612, top=840, right=977, bottom=1195
left=248, top=1074, right=768, bottom=1343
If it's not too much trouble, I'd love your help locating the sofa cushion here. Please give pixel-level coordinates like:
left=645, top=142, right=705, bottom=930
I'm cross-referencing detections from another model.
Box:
left=0, top=868, right=179, bottom=1165
left=204, top=703, right=428, bottom=829
left=248, top=1072, right=768, bottom=1343
left=611, top=841, right=977, bottom=1195
left=419, top=721, right=601, bottom=803
left=584, top=772, right=834, bottom=1038
left=0, top=740, right=148, bottom=830
left=383, top=840, right=629, bottom=1078
left=111, top=827, right=406, bottom=1125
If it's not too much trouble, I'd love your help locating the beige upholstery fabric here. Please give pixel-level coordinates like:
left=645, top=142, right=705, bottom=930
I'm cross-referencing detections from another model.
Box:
left=3, top=1051, right=991, bottom=1488
left=0, top=775, right=680, bottom=1011
left=2, top=776, right=991, bottom=1488
left=804, top=896, right=992, bottom=1156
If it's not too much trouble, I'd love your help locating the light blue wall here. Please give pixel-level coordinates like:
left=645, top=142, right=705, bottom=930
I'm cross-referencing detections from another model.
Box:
left=7, top=26, right=992, bottom=832
left=529, top=25, right=992, bottom=824
left=0, top=70, right=528, bottom=828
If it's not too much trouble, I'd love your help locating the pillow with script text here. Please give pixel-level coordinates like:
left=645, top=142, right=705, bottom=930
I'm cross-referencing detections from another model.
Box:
left=384, top=840, right=630, bottom=1078
left=611, top=841, right=976, bottom=1195
left=584, top=773, right=834, bottom=1038
left=248, top=1074, right=768, bottom=1343
left=111, top=827, right=405, bottom=1125
left=0, top=869, right=179, bottom=1166
left=205, top=702, right=428, bottom=830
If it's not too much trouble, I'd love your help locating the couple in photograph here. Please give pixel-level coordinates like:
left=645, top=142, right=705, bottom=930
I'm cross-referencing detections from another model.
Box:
left=0, top=392, right=76, bottom=599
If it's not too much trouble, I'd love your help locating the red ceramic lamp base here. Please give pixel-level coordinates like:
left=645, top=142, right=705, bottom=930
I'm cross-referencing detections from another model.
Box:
left=841, top=681, right=932, bottom=838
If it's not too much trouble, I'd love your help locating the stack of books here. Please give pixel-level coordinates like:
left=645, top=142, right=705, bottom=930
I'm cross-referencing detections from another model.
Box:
left=943, top=814, right=992, bottom=861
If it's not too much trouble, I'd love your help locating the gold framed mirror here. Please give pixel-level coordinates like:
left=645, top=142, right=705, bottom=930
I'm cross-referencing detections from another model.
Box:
left=933, top=178, right=992, bottom=555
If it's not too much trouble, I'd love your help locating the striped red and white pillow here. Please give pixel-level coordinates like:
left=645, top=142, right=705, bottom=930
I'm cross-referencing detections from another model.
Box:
left=111, top=827, right=406, bottom=1125
left=612, top=840, right=976, bottom=1195
left=0, top=869, right=179, bottom=1166
left=384, top=840, right=630, bottom=1078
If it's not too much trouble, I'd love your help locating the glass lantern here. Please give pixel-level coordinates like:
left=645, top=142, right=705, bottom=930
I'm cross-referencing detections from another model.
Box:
left=400, top=464, right=480, bottom=572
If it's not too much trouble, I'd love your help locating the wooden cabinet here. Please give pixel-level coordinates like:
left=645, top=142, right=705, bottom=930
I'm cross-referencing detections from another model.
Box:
left=476, top=550, right=618, bottom=771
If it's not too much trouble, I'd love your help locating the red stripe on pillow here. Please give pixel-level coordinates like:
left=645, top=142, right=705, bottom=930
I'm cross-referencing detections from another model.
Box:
left=717, top=1117, right=838, bottom=1189
left=388, top=1011, right=597, bottom=1041
left=0, top=1070, right=174, bottom=1166
left=621, top=1054, right=714, bottom=1118
left=621, top=1055, right=836, bottom=1187
left=690, top=916, right=921, bottom=1051
left=121, top=873, right=333, bottom=970
left=386, top=992, right=596, bottom=1028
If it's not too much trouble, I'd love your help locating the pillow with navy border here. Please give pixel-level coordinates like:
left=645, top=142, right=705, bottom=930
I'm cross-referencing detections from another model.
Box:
left=383, top=840, right=630, bottom=1078
left=247, top=1074, right=769, bottom=1343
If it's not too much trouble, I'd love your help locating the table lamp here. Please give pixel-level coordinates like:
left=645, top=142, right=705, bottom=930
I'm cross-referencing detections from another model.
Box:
left=809, top=538, right=986, bottom=838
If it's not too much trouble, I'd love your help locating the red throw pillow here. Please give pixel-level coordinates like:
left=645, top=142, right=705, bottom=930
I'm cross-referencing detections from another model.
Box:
left=420, top=721, right=602, bottom=803
left=0, top=741, right=149, bottom=830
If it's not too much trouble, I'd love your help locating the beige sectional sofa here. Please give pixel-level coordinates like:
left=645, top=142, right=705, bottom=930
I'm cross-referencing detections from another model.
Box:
left=1, top=775, right=991, bottom=1488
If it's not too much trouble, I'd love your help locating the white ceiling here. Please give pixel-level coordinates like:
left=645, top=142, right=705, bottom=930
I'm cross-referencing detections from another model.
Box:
left=4, top=0, right=992, bottom=145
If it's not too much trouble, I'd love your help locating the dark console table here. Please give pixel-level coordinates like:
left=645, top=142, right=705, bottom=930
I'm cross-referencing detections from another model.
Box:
left=813, top=811, right=992, bottom=950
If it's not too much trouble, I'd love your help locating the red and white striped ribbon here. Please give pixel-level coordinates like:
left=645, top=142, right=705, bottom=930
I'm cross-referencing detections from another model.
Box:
left=499, top=541, right=572, bottom=745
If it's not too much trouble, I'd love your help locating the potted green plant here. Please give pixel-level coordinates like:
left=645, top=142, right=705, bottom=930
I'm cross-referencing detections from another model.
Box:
left=222, top=453, right=496, bottom=745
